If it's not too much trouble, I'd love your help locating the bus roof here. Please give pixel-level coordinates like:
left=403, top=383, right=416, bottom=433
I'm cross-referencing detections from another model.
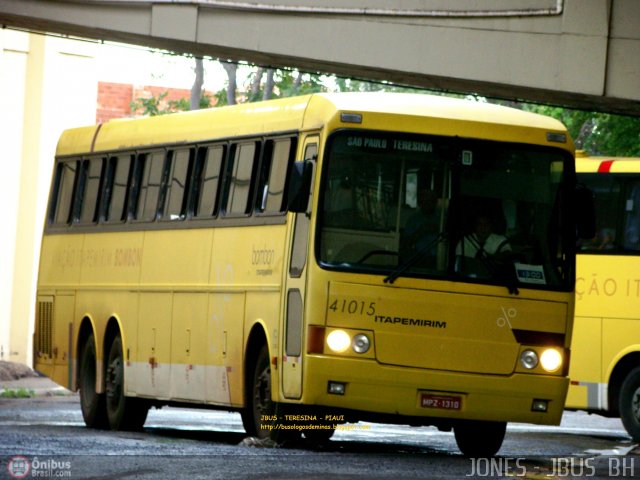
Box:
left=576, top=151, right=640, bottom=173
left=56, top=92, right=571, bottom=157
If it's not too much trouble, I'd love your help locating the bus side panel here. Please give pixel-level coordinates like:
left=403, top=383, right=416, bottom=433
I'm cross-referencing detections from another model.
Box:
left=205, top=292, right=244, bottom=407
left=603, top=318, right=640, bottom=382
left=51, top=293, right=74, bottom=389
left=37, top=234, right=83, bottom=289
left=34, top=233, right=83, bottom=387
left=245, top=291, right=282, bottom=399
left=134, top=292, right=172, bottom=399
left=566, top=316, right=602, bottom=410
left=209, top=225, right=287, bottom=406
left=139, top=229, right=212, bottom=287
left=169, top=293, right=208, bottom=402
left=572, top=254, right=640, bottom=412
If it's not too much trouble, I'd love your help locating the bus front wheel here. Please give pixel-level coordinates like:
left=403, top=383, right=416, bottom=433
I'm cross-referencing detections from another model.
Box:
left=454, top=420, right=506, bottom=457
left=105, top=335, right=149, bottom=431
left=619, top=367, right=640, bottom=441
left=79, top=334, right=109, bottom=429
left=242, top=345, right=300, bottom=443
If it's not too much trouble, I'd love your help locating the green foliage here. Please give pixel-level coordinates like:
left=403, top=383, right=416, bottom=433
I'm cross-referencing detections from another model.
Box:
left=130, top=91, right=213, bottom=116
left=522, top=104, right=640, bottom=157
left=140, top=62, right=639, bottom=157
left=0, top=388, right=35, bottom=398
left=273, top=71, right=325, bottom=98
left=213, top=88, right=230, bottom=108
left=130, top=92, right=168, bottom=116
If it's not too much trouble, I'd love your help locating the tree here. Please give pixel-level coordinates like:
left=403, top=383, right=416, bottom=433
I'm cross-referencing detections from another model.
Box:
left=130, top=90, right=212, bottom=117
left=521, top=104, right=640, bottom=156
left=263, top=69, right=275, bottom=100
left=221, top=62, right=238, bottom=105
left=190, top=57, right=204, bottom=111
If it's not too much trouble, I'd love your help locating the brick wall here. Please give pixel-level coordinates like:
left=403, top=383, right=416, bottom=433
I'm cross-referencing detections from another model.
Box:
left=96, top=81, right=215, bottom=123
left=96, top=82, right=134, bottom=123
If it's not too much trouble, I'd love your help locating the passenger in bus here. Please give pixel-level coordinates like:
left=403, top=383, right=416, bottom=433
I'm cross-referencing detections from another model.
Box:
left=456, top=213, right=511, bottom=259
left=583, top=227, right=616, bottom=251
left=402, top=188, right=440, bottom=261
left=325, top=176, right=354, bottom=227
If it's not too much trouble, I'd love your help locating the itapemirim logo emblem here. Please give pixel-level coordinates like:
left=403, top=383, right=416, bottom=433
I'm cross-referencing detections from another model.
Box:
left=7, top=455, right=31, bottom=479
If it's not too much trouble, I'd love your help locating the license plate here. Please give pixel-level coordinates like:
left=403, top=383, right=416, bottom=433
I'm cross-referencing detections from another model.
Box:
left=420, top=394, right=462, bottom=410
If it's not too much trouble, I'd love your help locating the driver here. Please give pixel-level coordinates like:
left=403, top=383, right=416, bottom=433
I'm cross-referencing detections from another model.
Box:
left=456, top=214, right=511, bottom=259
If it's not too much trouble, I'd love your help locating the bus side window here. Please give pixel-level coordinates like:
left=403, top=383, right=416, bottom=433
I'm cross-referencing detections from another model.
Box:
left=578, top=174, right=621, bottom=252
left=135, top=151, right=166, bottom=222
left=623, top=182, right=640, bottom=251
left=256, top=137, right=296, bottom=214
left=193, top=145, right=225, bottom=218
left=162, top=148, right=193, bottom=221
left=225, top=141, right=259, bottom=216
left=50, top=160, right=79, bottom=226
left=103, top=154, right=133, bottom=224
left=78, top=157, right=105, bottom=225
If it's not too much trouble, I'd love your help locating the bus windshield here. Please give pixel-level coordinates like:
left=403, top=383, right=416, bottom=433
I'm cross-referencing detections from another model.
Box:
left=318, top=130, right=572, bottom=290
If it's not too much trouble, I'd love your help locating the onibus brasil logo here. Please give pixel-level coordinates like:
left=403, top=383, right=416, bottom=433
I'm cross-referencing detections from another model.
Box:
left=7, top=456, right=71, bottom=478
left=6, top=456, right=30, bottom=479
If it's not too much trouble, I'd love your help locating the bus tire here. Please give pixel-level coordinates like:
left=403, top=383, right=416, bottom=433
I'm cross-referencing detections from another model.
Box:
left=454, top=420, right=506, bottom=457
left=619, top=367, right=640, bottom=441
left=242, top=345, right=300, bottom=443
left=105, top=335, right=149, bottom=431
left=79, top=334, right=109, bottom=429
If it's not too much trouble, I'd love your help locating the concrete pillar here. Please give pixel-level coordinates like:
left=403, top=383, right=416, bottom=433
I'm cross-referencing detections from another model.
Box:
left=0, top=31, right=97, bottom=366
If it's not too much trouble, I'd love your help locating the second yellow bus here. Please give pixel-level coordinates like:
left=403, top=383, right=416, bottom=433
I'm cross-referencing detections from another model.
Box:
left=568, top=152, right=640, bottom=441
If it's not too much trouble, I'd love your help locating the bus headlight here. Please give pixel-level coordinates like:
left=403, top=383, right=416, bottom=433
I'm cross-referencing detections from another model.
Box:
left=327, top=330, right=350, bottom=353
left=540, top=349, right=563, bottom=372
left=520, top=349, right=539, bottom=369
left=352, top=334, right=370, bottom=354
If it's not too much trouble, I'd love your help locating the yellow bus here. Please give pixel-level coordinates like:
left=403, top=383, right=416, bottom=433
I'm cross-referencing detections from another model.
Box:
left=568, top=152, right=640, bottom=441
left=34, top=92, right=589, bottom=457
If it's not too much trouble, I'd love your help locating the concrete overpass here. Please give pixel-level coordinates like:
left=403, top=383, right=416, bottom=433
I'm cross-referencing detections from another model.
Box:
left=1, top=0, right=639, bottom=115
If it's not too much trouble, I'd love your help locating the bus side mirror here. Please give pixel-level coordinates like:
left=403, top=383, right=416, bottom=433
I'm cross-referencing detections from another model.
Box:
left=287, top=160, right=313, bottom=213
left=575, top=184, right=596, bottom=240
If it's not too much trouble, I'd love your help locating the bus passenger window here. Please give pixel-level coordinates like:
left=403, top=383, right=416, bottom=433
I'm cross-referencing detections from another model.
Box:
left=78, top=158, right=104, bottom=225
left=162, top=149, right=192, bottom=221
left=194, top=145, right=224, bottom=218
left=226, top=142, right=258, bottom=215
left=52, top=161, right=78, bottom=226
left=624, top=183, right=640, bottom=251
left=136, top=151, right=166, bottom=222
left=104, top=155, right=133, bottom=223
left=257, top=138, right=294, bottom=214
left=577, top=175, right=621, bottom=252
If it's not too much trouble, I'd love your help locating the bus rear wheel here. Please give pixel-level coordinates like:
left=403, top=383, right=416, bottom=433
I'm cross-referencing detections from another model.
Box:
left=619, top=367, right=640, bottom=441
left=454, top=420, right=506, bottom=457
left=105, top=335, right=149, bottom=431
left=79, top=334, right=109, bottom=429
left=241, top=345, right=300, bottom=443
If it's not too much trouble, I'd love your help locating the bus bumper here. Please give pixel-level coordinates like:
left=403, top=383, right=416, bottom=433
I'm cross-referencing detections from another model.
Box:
left=298, top=355, right=568, bottom=426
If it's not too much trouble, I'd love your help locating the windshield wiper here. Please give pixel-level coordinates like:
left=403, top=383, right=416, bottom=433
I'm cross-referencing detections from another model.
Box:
left=383, top=234, right=445, bottom=284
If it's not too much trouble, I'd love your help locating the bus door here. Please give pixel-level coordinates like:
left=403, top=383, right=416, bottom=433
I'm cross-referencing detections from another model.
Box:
left=281, top=135, right=318, bottom=399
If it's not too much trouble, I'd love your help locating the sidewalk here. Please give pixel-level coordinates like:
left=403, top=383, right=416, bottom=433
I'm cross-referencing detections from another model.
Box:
left=0, top=376, right=73, bottom=397
left=0, top=361, right=73, bottom=397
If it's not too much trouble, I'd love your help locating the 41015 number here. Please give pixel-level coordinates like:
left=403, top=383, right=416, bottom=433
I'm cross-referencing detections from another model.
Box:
left=328, top=299, right=376, bottom=316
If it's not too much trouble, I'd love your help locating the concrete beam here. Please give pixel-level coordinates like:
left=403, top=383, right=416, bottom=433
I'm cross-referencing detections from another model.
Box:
left=0, top=0, right=638, bottom=115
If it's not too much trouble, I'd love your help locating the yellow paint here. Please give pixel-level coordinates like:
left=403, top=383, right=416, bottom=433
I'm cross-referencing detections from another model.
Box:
left=35, top=93, right=575, bottom=427
left=567, top=154, right=640, bottom=412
